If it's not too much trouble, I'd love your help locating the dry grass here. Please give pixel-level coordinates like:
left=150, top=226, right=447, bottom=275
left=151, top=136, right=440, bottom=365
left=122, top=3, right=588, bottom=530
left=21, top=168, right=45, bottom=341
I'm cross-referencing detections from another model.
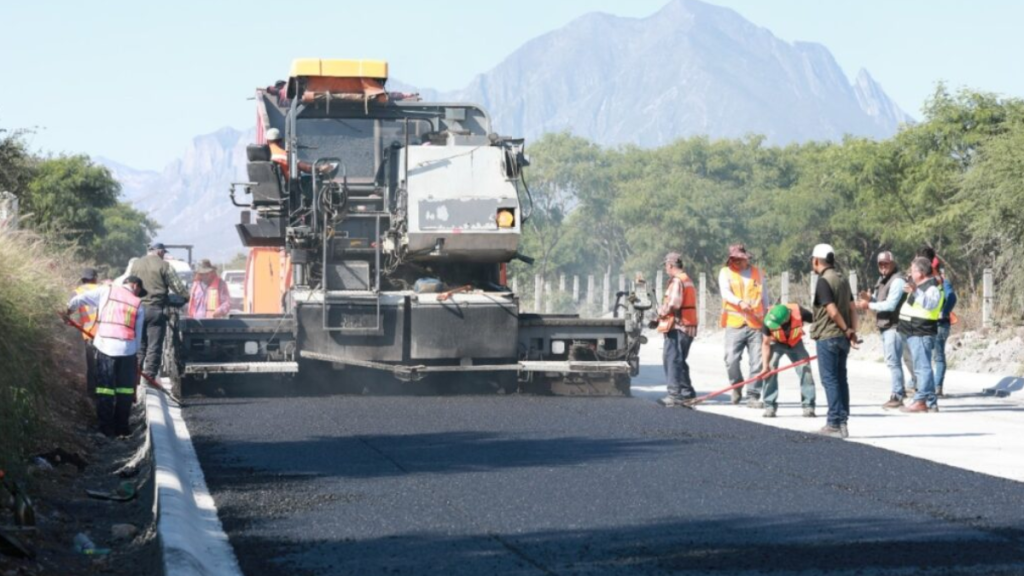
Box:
left=0, top=230, right=90, bottom=478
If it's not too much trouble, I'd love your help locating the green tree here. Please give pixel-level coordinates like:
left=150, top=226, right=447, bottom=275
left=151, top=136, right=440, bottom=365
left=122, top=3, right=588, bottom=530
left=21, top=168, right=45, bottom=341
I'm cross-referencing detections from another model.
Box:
left=0, top=127, right=36, bottom=198
left=90, top=202, right=159, bottom=276
left=513, top=132, right=610, bottom=283
left=21, top=155, right=121, bottom=247
left=957, top=123, right=1024, bottom=316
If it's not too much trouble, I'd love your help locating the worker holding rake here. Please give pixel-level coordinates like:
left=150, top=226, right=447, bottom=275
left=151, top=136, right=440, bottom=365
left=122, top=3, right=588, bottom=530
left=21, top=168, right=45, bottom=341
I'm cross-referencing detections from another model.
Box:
left=757, top=304, right=817, bottom=418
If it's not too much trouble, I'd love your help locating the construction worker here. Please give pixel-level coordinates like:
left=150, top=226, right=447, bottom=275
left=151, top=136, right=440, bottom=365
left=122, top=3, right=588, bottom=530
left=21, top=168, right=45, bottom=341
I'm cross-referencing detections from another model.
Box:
left=718, top=244, right=769, bottom=406
left=899, top=257, right=945, bottom=413
left=188, top=259, right=231, bottom=319
left=810, top=244, right=858, bottom=439
left=69, top=268, right=101, bottom=397
left=854, top=251, right=912, bottom=408
left=129, top=242, right=188, bottom=382
left=917, top=246, right=958, bottom=397
left=757, top=303, right=816, bottom=418
left=265, top=128, right=317, bottom=175
left=66, top=276, right=146, bottom=437
left=655, top=252, right=699, bottom=406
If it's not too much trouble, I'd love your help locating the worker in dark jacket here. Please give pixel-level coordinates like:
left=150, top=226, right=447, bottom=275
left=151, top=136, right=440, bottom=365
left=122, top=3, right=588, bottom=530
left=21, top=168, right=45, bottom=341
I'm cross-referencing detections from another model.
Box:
left=128, top=242, right=188, bottom=381
left=855, top=251, right=913, bottom=409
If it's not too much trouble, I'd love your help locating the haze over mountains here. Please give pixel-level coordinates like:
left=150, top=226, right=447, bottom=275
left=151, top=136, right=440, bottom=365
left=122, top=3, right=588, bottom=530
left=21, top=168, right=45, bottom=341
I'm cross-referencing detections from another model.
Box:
left=102, top=0, right=912, bottom=261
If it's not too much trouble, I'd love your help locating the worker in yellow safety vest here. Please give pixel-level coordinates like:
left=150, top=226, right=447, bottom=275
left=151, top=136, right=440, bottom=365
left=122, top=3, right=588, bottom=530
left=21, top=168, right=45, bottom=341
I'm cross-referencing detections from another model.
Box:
left=69, top=268, right=101, bottom=398
left=188, top=259, right=231, bottom=319
left=898, top=256, right=946, bottom=414
left=718, top=244, right=770, bottom=406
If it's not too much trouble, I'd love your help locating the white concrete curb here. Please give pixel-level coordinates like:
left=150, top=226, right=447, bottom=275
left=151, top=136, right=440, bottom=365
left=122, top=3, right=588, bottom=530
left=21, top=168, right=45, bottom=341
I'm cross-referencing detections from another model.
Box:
left=147, top=387, right=243, bottom=576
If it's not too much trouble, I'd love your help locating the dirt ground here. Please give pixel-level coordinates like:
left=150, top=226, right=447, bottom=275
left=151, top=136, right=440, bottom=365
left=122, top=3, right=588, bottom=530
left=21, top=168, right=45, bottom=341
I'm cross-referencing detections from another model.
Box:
left=850, top=325, right=1024, bottom=376
left=0, top=367, right=159, bottom=575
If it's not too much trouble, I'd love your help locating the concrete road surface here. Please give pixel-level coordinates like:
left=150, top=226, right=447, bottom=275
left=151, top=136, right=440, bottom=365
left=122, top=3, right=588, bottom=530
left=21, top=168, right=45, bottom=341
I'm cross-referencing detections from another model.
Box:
left=185, top=383, right=1024, bottom=575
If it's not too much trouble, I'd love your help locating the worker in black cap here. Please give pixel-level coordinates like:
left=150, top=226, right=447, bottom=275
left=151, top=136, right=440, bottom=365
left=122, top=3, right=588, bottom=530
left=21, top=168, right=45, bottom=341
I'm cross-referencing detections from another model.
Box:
left=126, top=242, right=188, bottom=382
left=69, top=268, right=102, bottom=398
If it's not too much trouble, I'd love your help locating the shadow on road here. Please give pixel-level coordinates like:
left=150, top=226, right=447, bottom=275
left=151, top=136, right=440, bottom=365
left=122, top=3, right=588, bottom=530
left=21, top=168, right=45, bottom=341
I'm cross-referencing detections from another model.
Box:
left=225, top=514, right=1024, bottom=576
left=193, top=430, right=667, bottom=482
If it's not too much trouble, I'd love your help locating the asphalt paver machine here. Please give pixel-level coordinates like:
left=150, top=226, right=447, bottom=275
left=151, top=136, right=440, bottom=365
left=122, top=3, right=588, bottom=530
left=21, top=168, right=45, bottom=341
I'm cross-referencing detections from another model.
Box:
left=166, top=59, right=651, bottom=396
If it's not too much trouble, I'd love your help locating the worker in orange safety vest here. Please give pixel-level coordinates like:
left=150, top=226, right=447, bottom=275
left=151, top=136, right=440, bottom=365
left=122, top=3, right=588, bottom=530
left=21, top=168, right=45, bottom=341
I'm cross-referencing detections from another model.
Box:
left=266, top=128, right=321, bottom=175
left=719, top=244, right=770, bottom=406
left=757, top=303, right=817, bottom=419
left=655, top=252, right=699, bottom=407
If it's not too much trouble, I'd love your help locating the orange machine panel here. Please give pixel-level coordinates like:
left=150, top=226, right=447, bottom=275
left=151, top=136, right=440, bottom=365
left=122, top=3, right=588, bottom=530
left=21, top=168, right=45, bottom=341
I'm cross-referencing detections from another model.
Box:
left=244, top=247, right=287, bottom=314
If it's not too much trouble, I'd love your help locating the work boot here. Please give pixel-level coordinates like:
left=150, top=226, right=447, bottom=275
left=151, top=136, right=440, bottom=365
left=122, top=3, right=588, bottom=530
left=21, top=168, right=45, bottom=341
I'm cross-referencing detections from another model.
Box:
left=730, top=388, right=742, bottom=404
left=658, top=395, right=684, bottom=408
left=928, top=405, right=940, bottom=413
left=763, top=405, right=777, bottom=418
left=900, top=400, right=928, bottom=413
left=936, top=387, right=945, bottom=398
left=802, top=407, right=816, bottom=418
left=747, top=397, right=764, bottom=409
left=816, top=425, right=843, bottom=438
left=839, top=423, right=849, bottom=438
left=882, top=395, right=904, bottom=410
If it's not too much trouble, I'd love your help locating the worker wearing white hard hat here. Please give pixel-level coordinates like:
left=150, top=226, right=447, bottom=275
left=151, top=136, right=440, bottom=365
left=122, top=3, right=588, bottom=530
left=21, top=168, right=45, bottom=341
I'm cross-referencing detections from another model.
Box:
left=809, top=243, right=858, bottom=439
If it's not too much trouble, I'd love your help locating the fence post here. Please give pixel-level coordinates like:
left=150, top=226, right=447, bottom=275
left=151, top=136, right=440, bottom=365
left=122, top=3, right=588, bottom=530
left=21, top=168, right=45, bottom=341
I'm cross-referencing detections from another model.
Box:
left=983, top=268, right=994, bottom=328
left=545, top=280, right=553, bottom=313
left=511, top=276, right=518, bottom=294
left=603, top=273, right=611, bottom=313
left=780, top=271, right=789, bottom=304
left=559, top=274, right=566, bottom=293
left=587, top=275, right=595, bottom=306
left=698, top=272, right=708, bottom=329
left=534, top=274, right=542, bottom=312
left=572, top=276, right=580, bottom=303
left=0, top=191, right=18, bottom=231
left=849, top=272, right=858, bottom=297
left=656, top=270, right=664, bottom=303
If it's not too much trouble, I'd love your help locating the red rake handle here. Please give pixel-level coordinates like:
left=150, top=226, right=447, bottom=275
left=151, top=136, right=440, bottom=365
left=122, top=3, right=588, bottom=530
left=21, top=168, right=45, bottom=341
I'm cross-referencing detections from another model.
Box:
left=59, top=312, right=92, bottom=338
left=688, top=355, right=817, bottom=406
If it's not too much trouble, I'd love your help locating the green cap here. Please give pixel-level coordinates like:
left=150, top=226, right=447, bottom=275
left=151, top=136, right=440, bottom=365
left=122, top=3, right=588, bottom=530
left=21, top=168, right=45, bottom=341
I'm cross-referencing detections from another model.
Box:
left=764, top=304, right=791, bottom=330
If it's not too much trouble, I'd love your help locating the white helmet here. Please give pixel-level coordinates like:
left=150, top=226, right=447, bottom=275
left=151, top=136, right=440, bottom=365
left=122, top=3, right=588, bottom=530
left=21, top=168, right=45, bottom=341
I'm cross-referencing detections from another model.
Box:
left=265, top=128, right=281, bottom=141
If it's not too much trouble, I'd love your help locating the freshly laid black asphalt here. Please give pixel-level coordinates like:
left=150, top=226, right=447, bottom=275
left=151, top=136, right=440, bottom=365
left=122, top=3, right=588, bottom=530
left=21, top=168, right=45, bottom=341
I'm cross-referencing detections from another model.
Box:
left=185, top=393, right=1024, bottom=575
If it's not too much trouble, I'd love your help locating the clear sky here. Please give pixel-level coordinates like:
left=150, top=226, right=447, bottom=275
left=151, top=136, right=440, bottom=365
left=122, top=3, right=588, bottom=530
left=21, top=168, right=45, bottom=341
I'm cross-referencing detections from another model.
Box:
left=2, top=0, right=1021, bottom=171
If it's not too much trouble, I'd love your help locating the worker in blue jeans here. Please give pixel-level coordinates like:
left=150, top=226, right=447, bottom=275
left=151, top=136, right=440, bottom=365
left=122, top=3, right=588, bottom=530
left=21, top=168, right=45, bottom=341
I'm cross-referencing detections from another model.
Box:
left=809, top=244, right=858, bottom=439
left=899, top=257, right=945, bottom=413
left=757, top=304, right=816, bottom=418
left=916, top=246, right=957, bottom=397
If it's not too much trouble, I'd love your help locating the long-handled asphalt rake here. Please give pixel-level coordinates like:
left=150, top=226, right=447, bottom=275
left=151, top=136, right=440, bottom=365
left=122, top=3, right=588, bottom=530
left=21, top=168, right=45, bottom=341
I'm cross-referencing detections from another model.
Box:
left=684, top=355, right=817, bottom=407
left=59, top=312, right=181, bottom=404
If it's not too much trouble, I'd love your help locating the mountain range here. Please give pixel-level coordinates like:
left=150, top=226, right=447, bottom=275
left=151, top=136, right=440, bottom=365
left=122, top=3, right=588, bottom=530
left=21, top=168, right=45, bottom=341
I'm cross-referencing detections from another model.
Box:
left=102, top=0, right=912, bottom=261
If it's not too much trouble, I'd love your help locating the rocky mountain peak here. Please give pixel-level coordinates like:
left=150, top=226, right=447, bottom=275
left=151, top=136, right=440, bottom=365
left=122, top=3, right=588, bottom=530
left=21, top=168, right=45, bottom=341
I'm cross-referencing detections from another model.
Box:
left=105, top=1, right=913, bottom=259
